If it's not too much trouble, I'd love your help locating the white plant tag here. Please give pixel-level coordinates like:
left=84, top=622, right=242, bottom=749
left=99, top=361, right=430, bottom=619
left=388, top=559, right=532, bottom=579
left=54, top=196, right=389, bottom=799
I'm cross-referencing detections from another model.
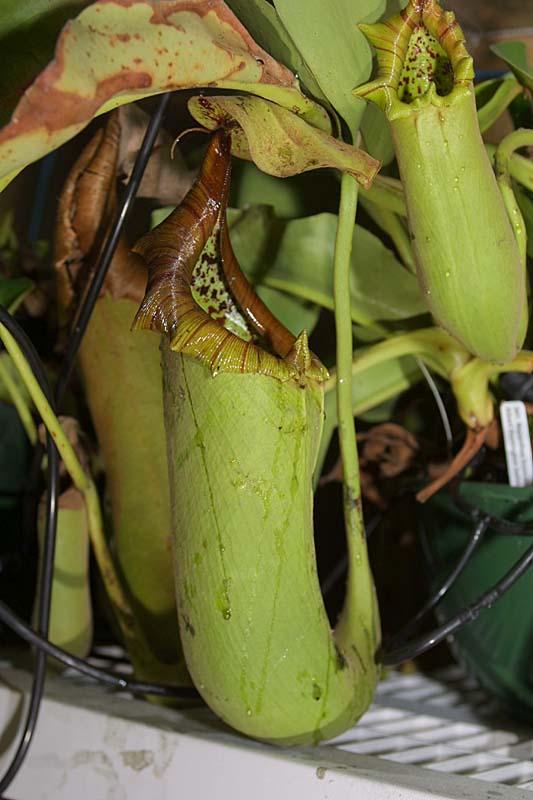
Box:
left=500, top=401, right=533, bottom=488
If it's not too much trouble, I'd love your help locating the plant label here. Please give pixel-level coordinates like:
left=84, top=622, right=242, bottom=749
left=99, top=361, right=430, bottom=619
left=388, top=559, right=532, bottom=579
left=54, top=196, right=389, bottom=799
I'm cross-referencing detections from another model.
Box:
left=500, top=401, right=533, bottom=488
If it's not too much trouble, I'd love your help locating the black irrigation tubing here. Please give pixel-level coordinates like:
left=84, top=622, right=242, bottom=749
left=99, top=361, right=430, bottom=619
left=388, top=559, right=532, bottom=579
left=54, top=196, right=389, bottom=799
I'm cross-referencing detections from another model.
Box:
left=0, top=306, right=60, bottom=797
left=382, top=515, right=490, bottom=651
left=0, top=599, right=198, bottom=699
left=0, top=93, right=172, bottom=796
left=379, top=542, right=533, bottom=667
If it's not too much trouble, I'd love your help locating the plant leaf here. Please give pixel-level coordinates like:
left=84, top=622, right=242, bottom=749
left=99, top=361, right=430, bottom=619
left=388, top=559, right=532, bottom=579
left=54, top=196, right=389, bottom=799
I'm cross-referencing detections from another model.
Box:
left=490, top=42, right=533, bottom=91
left=0, top=0, right=89, bottom=126
left=224, top=0, right=327, bottom=107
left=0, top=276, right=34, bottom=311
left=272, top=0, right=385, bottom=138
left=188, top=95, right=380, bottom=187
left=259, top=213, right=426, bottom=324
left=360, top=104, right=395, bottom=164
left=0, top=0, right=328, bottom=192
left=257, top=285, right=319, bottom=337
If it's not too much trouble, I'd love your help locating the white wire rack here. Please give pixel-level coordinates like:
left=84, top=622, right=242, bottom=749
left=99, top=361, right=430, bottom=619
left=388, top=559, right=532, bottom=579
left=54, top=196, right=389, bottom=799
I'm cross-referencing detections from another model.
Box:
left=331, top=666, right=533, bottom=792
left=1, top=657, right=532, bottom=799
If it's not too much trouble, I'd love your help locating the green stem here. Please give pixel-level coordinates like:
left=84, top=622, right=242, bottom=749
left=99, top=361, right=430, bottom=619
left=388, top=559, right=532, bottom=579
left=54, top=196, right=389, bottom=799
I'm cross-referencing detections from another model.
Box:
left=0, top=322, right=144, bottom=650
left=359, top=197, right=415, bottom=272
left=0, top=355, right=37, bottom=444
left=333, top=173, right=380, bottom=666
left=486, top=143, right=533, bottom=191
left=334, top=174, right=362, bottom=528
left=324, top=327, right=469, bottom=395
left=477, top=77, right=522, bottom=133
left=495, top=128, right=532, bottom=265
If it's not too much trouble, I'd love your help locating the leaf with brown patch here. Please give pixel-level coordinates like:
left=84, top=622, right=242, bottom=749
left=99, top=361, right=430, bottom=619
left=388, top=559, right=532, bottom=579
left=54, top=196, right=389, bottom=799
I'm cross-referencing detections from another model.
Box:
left=0, top=0, right=329, bottom=191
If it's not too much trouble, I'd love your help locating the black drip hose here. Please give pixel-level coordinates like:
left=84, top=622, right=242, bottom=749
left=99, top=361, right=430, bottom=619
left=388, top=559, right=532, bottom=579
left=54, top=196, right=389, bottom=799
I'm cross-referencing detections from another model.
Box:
left=382, top=515, right=490, bottom=651
left=379, top=543, right=533, bottom=666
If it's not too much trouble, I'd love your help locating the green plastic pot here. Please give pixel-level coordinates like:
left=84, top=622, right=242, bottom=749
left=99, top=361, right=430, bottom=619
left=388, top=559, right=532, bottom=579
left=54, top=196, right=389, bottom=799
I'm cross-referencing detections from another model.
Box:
left=418, top=482, right=533, bottom=721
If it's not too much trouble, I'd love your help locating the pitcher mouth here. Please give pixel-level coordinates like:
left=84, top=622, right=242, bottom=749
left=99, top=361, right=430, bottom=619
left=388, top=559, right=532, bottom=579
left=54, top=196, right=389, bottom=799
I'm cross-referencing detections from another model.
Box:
left=132, top=129, right=327, bottom=386
left=354, top=0, right=474, bottom=118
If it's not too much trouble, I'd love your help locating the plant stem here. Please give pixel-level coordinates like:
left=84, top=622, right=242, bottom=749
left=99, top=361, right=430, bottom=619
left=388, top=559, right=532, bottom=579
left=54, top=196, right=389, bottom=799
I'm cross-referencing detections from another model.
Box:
left=0, top=355, right=37, bottom=444
left=486, top=144, right=533, bottom=191
left=333, top=173, right=380, bottom=665
left=333, top=173, right=363, bottom=536
left=477, top=77, right=522, bottom=133
left=495, top=128, right=533, bottom=265
left=0, top=322, right=143, bottom=647
left=324, top=327, right=469, bottom=395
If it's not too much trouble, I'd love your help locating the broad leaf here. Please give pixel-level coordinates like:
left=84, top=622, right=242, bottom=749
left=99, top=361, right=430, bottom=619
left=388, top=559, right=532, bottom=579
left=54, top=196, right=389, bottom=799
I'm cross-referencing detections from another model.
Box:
left=0, top=0, right=89, bottom=126
left=360, top=104, right=395, bottom=164
left=225, top=0, right=327, bottom=107
left=259, top=213, right=426, bottom=324
left=231, top=161, right=338, bottom=220
left=257, top=286, right=319, bottom=338
left=227, top=205, right=280, bottom=283
left=188, top=95, right=380, bottom=187
left=490, top=42, right=533, bottom=91
left=0, top=0, right=328, bottom=192
left=272, top=0, right=385, bottom=138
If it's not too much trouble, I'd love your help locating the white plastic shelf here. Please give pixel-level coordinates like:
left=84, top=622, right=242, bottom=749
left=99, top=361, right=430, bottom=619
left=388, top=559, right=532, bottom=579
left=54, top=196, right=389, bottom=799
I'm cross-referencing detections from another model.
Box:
left=1, top=658, right=532, bottom=799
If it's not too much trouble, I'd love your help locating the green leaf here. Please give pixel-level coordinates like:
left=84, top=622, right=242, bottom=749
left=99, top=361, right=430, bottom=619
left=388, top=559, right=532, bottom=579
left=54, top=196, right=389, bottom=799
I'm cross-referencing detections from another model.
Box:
left=0, top=0, right=89, bottom=126
left=0, top=0, right=328, bottom=192
left=272, top=0, right=385, bottom=138
left=231, top=161, right=331, bottom=220
left=224, top=0, right=327, bottom=106
left=257, top=285, right=319, bottom=337
left=490, top=41, right=533, bottom=91
left=260, top=213, right=426, bottom=324
left=227, top=205, right=279, bottom=283
left=0, top=276, right=34, bottom=311
left=188, top=94, right=379, bottom=187
left=361, top=103, right=395, bottom=164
